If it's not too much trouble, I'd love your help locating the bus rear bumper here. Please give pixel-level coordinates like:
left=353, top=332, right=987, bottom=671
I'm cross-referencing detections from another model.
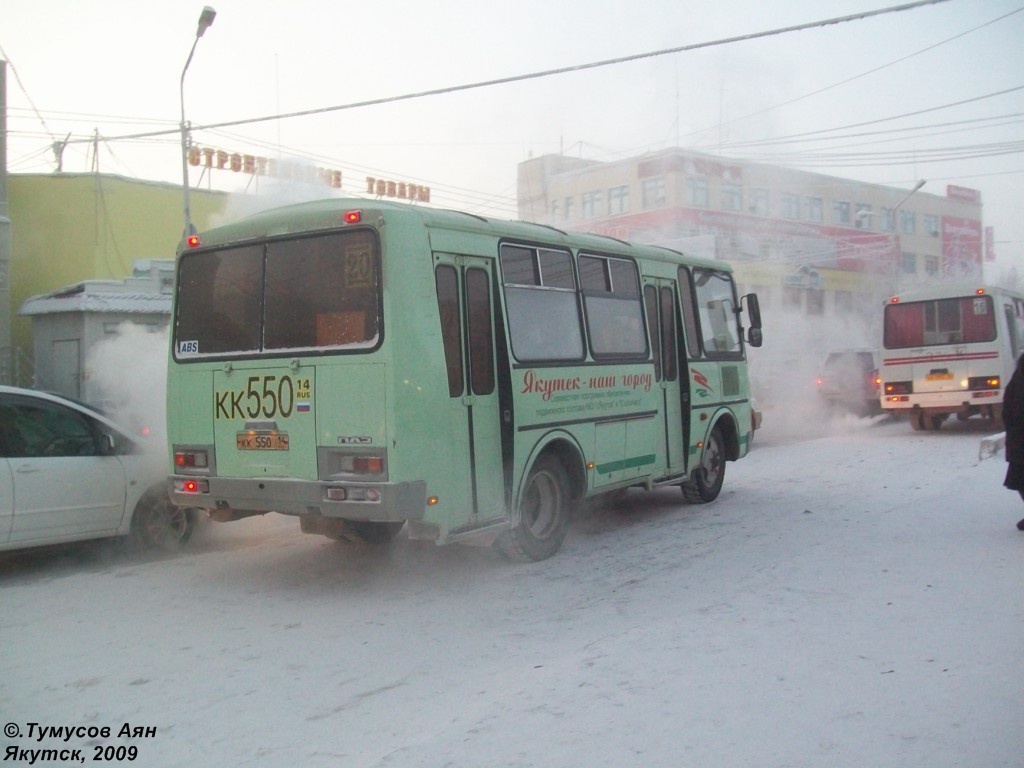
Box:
left=170, top=475, right=427, bottom=523
left=881, top=397, right=1001, bottom=418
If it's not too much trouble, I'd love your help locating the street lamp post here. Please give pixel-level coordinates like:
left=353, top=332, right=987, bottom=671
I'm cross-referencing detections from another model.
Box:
left=180, top=6, right=217, bottom=238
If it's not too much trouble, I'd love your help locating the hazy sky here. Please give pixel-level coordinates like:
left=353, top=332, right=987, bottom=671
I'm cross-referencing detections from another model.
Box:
left=3, top=0, right=1023, bottom=273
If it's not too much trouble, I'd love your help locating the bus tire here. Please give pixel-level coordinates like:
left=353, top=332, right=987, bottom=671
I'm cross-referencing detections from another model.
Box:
left=497, top=455, right=570, bottom=562
left=681, top=426, right=726, bottom=504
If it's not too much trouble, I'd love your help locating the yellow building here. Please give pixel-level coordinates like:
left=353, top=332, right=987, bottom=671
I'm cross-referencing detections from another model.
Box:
left=3, top=173, right=225, bottom=385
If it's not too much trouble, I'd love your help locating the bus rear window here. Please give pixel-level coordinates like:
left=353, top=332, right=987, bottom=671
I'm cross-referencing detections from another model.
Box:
left=174, top=230, right=381, bottom=358
left=884, top=295, right=995, bottom=348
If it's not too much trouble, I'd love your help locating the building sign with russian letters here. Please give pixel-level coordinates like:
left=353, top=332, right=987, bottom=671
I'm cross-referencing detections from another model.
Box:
left=187, top=145, right=343, bottom=188
left=186, top=146, right=432, bottom=202
left=365, top=177, right=430, bottom=202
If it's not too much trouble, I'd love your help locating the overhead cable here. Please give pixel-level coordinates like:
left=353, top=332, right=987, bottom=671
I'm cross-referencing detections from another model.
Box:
left=65, top=0, right=952, bottom=145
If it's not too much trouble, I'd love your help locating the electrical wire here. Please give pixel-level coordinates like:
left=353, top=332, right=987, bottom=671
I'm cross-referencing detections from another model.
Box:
left=49, top=0, right=953, bottom=146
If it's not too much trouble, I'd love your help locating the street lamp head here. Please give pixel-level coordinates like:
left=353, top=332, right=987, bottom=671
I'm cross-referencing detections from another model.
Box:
left=197, top=6, right=216, bottom=38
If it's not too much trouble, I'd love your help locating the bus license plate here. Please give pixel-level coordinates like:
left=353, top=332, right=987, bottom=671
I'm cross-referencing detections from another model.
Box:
left=237, top=431, right=290, bottom=450
left=926, top=373, right=954, bottom=381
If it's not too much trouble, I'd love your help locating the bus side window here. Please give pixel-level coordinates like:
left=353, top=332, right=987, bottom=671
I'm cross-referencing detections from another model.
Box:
left=677, top=267, right=701, bottom=360
left=692, top=268, right=741, bottom=356
left=435, top=266, right=464, bottom=398
left=579, top=255, right=647, bottom=359
left=465, top=268, right=495, bottom=396
left=644, top=286, right=662, bottom=381
left=660, top=286, right=679, bottom=381
left=499, top=245, right=583, bottom=362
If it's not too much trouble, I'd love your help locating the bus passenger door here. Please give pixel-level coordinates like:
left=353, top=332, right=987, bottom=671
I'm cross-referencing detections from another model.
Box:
left=644, top=280, right=687, bottom=477
left=433, top=256, right=506, bottom=527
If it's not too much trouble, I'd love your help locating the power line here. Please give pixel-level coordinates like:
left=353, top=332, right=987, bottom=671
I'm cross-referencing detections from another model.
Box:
left=687, top=5, right=1024, bottom=141
left=61, top=0, right=953, bottom=146
left=0, top=42, right=57, bottom=143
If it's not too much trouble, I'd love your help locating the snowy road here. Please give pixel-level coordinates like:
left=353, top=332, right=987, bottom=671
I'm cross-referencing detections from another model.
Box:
left=2, top=416, right=1021, bottom=767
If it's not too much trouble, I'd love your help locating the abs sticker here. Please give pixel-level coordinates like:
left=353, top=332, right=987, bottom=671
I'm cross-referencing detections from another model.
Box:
left=178, top=340, right=199, bottom=355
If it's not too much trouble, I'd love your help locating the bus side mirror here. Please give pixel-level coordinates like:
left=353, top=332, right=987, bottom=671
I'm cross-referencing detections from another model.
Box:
left=742, top=292, right=763, bottom=348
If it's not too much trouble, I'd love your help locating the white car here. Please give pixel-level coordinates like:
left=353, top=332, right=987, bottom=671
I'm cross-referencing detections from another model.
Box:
left=0, top=386, right=194, bottom=553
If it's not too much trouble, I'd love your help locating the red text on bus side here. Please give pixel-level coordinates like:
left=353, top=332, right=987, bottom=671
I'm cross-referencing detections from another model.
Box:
left=521, top=370, right=582, bottom=402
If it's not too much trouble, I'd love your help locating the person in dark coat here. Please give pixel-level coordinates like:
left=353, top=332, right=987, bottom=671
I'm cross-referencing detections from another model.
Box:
left=1002, top=353, right=1024, bottom=531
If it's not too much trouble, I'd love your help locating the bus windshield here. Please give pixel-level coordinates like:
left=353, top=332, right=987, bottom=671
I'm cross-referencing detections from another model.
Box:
left=174, top=229, right=381, bottom=358
left=884, top=295, right=996, bottom=349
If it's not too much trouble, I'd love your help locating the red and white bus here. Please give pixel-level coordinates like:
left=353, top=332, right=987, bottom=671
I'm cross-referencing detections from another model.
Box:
left=880, top=282, right=1024, bottom=430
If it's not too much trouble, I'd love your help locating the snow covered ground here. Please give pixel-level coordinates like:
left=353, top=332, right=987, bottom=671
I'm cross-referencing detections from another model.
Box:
left=1, top=414, right=1021, bottom=767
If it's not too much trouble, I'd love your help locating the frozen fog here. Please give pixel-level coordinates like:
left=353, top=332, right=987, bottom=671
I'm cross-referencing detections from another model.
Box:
left=2, top=400, right=1021, bottom=766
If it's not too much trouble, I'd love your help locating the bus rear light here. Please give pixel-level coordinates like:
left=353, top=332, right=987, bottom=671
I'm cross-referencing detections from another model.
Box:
left=884, top=381, right=912, bottom=395
left=175, top=478, right=209, bottom=494
left=968, top=376, right=1000, bottom=391
left=174, top=449, right=209, bottom=468
left=973, top=391, right=998, bottom=399
left=324, top=486, right=381, bottom=502
left=344, top=210, right=362, bottom=223
left=186, top=234, right=201, bottom=248
left=338, top=455, right=385, bottom=474
left=887, top=395, right=910, bottom=403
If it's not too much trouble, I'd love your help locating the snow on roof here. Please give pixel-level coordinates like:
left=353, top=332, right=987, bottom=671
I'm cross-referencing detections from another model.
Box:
left=18, top=287, right=172, bottom=316
left=18, top=259, right=174, bottom=317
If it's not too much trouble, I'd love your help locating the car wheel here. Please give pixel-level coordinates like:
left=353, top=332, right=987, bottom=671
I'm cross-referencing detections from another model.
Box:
left=496, top=454, right=570, bottom=562
left=131, top=487, right=194, bottom=551
left=682, top=426, right=726, bottom=503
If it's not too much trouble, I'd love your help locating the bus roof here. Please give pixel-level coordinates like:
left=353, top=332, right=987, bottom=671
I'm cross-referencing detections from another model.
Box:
left=886, top=281, right=1024, bottom=304
left=180, top=197, right=726, bottom=271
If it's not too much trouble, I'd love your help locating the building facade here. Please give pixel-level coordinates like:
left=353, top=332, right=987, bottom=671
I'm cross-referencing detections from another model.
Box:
left=2, top=173, right=225, bottom=386
left=517, top=149, right=986, bottom=325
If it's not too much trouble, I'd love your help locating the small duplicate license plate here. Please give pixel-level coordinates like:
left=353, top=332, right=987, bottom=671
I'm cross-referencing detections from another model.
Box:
left=236, top=431, right=290, bottom=450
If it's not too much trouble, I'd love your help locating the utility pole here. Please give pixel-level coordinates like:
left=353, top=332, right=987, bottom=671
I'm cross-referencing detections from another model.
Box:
left=0, top=60, right=12, bottom=385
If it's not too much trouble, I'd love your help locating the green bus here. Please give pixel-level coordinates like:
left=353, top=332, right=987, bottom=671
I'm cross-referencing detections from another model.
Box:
left=167, top=198, right=762, bottom=561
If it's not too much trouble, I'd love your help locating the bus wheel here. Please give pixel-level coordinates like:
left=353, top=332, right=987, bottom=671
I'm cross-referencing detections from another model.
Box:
left=681, top=427, right=725, bottom=504
left=909, top=411, right=926, bottom=431
left=497, top=455, right=570, bottom=562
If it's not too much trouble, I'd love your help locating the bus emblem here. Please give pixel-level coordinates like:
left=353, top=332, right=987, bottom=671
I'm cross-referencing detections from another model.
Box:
left=691, top=368, right=715, bottom=395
